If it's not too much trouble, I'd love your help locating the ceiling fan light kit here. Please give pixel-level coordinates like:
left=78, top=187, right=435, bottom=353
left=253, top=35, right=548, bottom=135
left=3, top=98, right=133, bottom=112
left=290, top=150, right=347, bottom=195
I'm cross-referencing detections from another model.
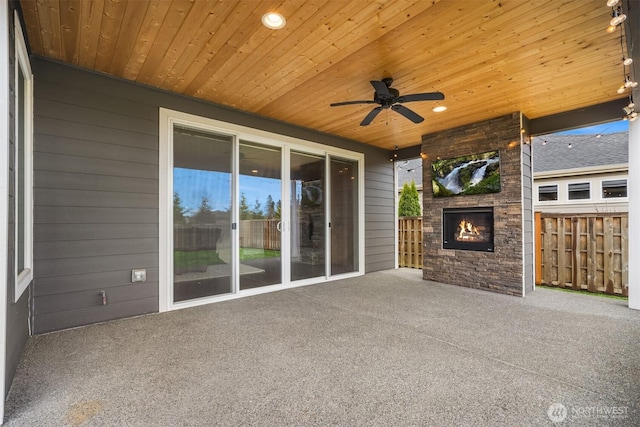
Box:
left=330, top=78, right=444, bottom=126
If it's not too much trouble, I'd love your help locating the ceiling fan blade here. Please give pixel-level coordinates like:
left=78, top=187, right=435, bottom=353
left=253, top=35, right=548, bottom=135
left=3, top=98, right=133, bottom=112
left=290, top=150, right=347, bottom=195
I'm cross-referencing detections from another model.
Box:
left=392, top=104, right=424, bottom=123
left=330, top=100, right=378, bottom=107
left=397, top=92, right=445, bottom=103
left=360, top=106, right=383, bottom=126
left=370, top=80, right=390, bottom=97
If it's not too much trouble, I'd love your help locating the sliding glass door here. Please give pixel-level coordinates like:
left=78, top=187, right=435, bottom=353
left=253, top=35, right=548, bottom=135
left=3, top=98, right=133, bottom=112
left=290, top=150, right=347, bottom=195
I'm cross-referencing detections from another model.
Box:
left=172, top=126, right=233, bottom=302
left=290, top=151, right=326, bottom=281
left=330, top=157, right=359, bottom=275
left=238, top=141, right=282, bottom=290
left=162, top=109, right=363, bottom=309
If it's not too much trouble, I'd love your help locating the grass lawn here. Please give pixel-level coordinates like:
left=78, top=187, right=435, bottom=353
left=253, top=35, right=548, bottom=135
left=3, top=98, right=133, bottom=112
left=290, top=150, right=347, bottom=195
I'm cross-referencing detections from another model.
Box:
left=174, top=248, right=280, bottom=268
left=174, top=250, right=221, bottom=268
left=538, top=284, right=628, bottom=300
left=240, top=247, right=280, bottom=260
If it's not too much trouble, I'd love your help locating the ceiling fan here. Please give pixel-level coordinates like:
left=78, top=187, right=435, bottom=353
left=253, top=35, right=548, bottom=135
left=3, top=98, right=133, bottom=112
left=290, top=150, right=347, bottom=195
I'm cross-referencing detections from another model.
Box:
left=330, top=77, right=444, bottom=126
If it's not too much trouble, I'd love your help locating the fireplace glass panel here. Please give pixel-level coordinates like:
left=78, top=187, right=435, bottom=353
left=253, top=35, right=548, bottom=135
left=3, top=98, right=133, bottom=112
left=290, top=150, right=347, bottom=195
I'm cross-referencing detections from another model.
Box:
left=442, top=207, right=494, bottom=252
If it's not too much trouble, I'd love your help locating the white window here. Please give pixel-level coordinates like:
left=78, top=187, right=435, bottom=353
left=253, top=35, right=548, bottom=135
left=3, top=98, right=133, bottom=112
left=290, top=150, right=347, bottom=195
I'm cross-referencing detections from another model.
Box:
left=14, top=12, right=33, bottom=301
left=568, top=182, right=590, bottom=200
left=538, top=185, right=558, bottom=201
left=602, top=179, right=627, bottom=198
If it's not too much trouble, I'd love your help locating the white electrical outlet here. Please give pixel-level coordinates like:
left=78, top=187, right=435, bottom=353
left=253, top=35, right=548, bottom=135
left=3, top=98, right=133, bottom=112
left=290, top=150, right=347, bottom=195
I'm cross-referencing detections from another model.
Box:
left=131, top=269, right=147, bottom=283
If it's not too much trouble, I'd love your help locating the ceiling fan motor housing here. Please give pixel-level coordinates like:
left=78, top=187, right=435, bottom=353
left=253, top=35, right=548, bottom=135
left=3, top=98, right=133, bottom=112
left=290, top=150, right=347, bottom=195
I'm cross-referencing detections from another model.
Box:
left=375, top=87, right=400, bottom=107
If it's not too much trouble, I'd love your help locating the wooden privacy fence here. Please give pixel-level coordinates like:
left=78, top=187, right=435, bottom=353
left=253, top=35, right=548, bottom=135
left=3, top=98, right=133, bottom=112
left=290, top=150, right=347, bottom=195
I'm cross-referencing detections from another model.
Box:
left=175, top=220, right=281, bottom=252
left=536, top=212, right=628, bottom=296
left=239, top=219, right=281, bottom=250
left=174, top=225, right=221, bottom=251
left=399, top=217, right=422, bottom=268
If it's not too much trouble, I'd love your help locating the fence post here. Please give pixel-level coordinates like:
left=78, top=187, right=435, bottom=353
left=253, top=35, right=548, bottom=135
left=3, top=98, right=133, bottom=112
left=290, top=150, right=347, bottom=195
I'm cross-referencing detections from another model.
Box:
left=535, top=212, right=542, bottom=284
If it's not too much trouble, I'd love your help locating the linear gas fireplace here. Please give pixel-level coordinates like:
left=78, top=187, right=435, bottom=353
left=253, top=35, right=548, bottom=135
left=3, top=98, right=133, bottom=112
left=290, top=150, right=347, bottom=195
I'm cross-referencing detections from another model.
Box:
left=443, top=207, right=494, bottom=252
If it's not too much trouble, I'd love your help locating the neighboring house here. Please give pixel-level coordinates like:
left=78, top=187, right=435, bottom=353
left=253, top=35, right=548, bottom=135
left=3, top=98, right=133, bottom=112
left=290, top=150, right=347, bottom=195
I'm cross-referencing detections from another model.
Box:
left=398, top=132, right=629, bottom=215
left=532, top=132, right=628, bottom=214
left=396, top=158, right=424, bottom=209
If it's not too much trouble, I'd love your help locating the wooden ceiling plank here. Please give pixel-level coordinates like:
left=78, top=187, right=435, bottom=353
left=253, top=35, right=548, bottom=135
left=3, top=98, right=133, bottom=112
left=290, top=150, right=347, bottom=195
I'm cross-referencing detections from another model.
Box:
left=263, top=23, right=489, bottom=123
left=159, top=0, right=238, bottom=90
left=247, top=0, right=442, bottom=111
left=19, top=0, right=44, bottom=55
left=169, top=0, right=258, bottom=93
left=58, top=0, right=81, bottom=63
left=121, top=0, right=173, bottom=80
left=254, top=0, right=502, bottom=117
left=77, top=0, right=104, bottom=69
left=394, top=3, right=610, bottom=93
left=147, top=0, right=218, bottom=88
left=199, top=0, right=338, bottom=104
left=107, top=0, right=150, bottom=76
left=276, top=1, right=610, bottom=127
left=181, top=0, right=282, bottom=96
left=20, top=0, right=625, bottom=150
left=35, top=0, right=62, bottom=59
left=205, top=0, right=374, bottom=104
left=93, top=0, right=128, bottom=73
left=135, top=0, right=198, bottom=86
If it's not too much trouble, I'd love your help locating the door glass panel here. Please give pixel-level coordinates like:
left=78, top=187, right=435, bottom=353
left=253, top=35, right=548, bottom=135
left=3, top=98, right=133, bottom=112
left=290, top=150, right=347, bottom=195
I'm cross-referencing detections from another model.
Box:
left=290, top=151, right=326, bottom=281
left=173, top=126, right=233, bottom=302
left=330, top=157, right=358, bottom=275
left=239, top=141, right=282, bottom=290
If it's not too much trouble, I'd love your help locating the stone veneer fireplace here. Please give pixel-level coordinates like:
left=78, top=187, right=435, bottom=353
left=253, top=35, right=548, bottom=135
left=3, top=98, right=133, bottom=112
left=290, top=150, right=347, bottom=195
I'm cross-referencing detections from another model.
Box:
left=421, top=113, right=534, bottom=296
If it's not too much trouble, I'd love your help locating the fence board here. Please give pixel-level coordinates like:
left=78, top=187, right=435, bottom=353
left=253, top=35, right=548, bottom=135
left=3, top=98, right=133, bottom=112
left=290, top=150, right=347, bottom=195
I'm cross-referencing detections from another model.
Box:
left=622, top=216, right=629, bottom=297
left=398, top=217, right=422, bottom=268
left=557, top=217, right=566, bottom=287
left=587, top=217, right=596, bottom=292
left=536, top=213, right=628, bottom=296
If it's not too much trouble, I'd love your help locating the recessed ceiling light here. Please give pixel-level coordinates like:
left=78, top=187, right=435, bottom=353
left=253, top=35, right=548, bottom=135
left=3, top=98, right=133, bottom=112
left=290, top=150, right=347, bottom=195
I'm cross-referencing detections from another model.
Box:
left=251, top=169, right=259, bottom=174
left=432, top=106, right=447, bottom=113
left=262, top=12, right=286, bottom=30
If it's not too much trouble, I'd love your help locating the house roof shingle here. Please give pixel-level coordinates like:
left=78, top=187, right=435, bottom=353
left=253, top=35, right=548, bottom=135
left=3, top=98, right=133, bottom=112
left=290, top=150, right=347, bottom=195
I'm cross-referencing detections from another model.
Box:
left=532, top=132, right=628, bottom=173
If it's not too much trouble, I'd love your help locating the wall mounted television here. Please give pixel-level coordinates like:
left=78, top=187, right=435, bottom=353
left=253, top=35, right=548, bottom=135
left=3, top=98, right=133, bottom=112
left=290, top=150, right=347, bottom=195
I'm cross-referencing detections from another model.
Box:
left=431, top=150, right=501, bottom=197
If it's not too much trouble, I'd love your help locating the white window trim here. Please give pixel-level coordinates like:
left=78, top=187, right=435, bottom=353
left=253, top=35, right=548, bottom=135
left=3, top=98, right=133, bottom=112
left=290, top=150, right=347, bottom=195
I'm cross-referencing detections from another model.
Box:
left=601, top=178, right=628, bottom=200
left=1, top=3, right=11, bottom=421
left=536, top=183, right=559, bottom=203
left=14, top=11, right=34, bottom=301
left=567, top=181, right=591, bottom=202
left=159, top=108, right=365, bottom=312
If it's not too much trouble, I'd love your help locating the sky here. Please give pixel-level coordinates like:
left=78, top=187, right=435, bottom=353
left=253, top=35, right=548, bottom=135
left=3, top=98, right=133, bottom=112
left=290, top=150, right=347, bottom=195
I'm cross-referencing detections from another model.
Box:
left=555, top=119, right=628, bottom=135
left=174, top=168, right=282, bottom=214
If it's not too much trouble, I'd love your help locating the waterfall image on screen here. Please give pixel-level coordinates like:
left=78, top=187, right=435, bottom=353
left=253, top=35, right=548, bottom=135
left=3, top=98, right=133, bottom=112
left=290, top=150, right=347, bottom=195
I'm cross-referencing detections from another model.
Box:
left=431, top=150, right=501, bottom=197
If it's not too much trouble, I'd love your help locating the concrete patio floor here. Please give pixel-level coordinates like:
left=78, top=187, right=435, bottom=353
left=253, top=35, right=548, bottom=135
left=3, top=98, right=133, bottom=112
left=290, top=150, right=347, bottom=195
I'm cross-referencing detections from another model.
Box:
left=4, top=269, right=640, bottom=426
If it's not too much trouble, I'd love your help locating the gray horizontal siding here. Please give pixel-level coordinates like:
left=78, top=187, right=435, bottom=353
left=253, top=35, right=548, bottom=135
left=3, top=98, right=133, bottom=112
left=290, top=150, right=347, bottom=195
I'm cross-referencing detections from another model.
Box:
left=363, top=150, right=395, bottom=273
left=36, top=98, right=158, bottom=135
left=35, top=152, right=157, bottom=178
left=33, top=59, right=160, bottom=333
left=35, top=238, right=158, bottom=260
left=37, top=253, right=158, bottom=278
left=34, top=268, right=159, bottom=296
left=35, top=207, right=157, bottom=224
left=35, top=223, right=158, bottom=242
left=34, top=297, right=158, bottom=334
left=35, top=282, right=157, bottom=314
left=35, top=134, right=157, bottom=164
left=36, top=116, right=158, bottom=150
left=36, top=171, right=158, bottom=194
left=32, top=57, right=395, bottom=333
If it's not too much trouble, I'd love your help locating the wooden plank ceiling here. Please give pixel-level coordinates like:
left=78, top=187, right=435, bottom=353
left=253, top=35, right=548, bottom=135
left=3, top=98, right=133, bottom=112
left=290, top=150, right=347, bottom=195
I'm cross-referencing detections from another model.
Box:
left=20, top=0, right=629, bottom=149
